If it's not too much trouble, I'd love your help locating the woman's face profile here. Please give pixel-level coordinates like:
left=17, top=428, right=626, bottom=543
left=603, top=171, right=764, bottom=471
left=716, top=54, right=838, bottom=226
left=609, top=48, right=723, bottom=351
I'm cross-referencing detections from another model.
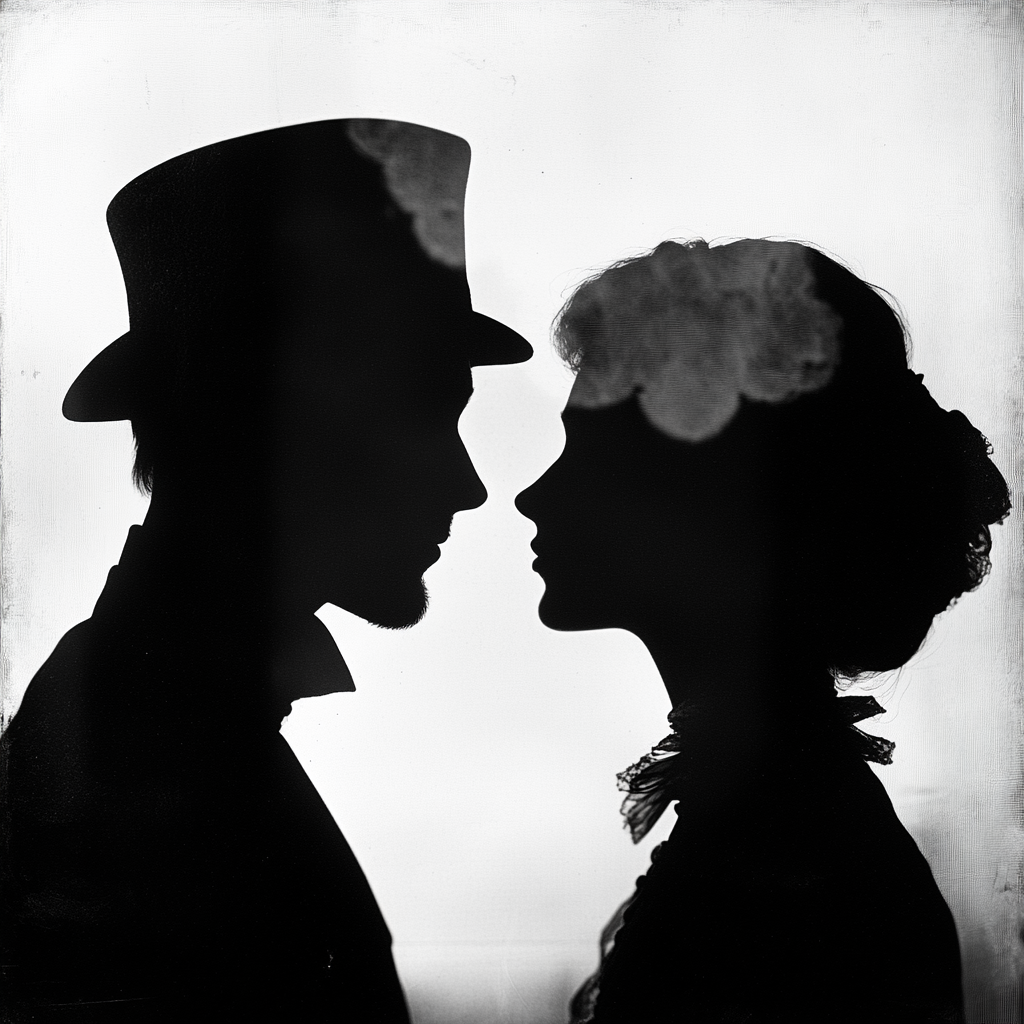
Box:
left=516, top=392, right=773, bottom=641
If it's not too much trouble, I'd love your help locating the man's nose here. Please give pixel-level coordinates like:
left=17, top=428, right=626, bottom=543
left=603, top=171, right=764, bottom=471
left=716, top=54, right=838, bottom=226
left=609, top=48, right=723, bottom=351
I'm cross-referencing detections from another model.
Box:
left=452, top=442, right=487, bottom=512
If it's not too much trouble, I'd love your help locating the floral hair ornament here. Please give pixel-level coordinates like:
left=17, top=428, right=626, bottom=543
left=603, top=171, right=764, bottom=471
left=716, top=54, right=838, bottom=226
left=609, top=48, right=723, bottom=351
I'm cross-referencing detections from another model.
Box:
left=559, top=239, right=844, bottom=441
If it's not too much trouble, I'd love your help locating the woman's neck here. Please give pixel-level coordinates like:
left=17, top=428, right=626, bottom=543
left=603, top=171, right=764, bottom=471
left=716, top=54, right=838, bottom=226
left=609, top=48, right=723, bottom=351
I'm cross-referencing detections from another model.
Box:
left=632, top=625, right=844, bottom=792
left=642, top=622, right=829, bottom=709
left=619, top=630, right=864, bottom=841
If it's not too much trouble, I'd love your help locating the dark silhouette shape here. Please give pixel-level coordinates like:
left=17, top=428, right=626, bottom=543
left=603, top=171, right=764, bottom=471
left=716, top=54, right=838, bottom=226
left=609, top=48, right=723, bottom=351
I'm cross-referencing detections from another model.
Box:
left=516, top=240, right=1009, bottom=1024
left=1, top=119, right=531, bottom=1023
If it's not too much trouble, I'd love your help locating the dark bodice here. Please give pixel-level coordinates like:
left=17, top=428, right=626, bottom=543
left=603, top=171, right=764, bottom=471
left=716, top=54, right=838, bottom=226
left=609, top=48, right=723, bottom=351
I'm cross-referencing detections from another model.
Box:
left=581, top=747, right=965, bottom=1024
left=1, top=539, right=409, bottom=1023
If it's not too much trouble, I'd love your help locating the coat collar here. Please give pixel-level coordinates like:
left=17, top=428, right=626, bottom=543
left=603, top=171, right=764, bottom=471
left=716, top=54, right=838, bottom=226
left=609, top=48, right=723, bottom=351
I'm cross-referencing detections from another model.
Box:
left=93, top=525, right=357, bottom=712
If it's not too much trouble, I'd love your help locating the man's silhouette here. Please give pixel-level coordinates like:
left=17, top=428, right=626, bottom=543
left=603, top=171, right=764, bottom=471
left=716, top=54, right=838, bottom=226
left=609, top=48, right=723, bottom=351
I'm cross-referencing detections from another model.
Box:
left=1, top=119, right=531, bottom=1022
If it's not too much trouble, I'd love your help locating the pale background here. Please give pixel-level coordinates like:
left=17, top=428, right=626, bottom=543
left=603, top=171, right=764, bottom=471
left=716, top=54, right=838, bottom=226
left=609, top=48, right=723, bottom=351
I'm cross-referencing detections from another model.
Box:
left=2, top=2, right=1022, bottom=1021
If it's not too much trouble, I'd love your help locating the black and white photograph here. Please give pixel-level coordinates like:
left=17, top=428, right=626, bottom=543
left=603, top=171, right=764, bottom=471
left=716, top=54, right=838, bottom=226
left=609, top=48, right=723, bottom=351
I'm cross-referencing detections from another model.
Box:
left=1, top=3, right=1021, bottom=1022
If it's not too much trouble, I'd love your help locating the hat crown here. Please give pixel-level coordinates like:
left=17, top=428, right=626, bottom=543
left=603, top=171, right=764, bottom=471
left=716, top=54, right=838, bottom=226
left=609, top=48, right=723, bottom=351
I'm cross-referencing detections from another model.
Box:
left=63, top=120, right=530, bottom=423
left=106, top=119, right=468, bottom=330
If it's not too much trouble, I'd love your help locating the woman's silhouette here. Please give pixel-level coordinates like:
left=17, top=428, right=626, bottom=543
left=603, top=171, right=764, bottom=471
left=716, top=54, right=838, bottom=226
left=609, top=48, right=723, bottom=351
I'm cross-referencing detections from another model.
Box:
left=516, top=240, right=1010, bottom=1023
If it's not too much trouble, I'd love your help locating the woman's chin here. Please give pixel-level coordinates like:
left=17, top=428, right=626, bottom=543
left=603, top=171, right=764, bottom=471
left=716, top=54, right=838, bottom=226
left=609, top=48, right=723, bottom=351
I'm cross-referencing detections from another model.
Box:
left=537, top=589, right=607, bottom=633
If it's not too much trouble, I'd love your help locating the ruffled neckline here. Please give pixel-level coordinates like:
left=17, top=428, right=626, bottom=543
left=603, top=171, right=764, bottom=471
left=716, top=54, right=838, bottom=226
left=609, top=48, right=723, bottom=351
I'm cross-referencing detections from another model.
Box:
left=617, top=693, right=894, bottom=843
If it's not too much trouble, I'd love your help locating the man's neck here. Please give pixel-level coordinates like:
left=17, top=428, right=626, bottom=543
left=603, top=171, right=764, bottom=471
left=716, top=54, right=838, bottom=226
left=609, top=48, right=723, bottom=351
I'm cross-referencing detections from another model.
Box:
left=137, top=486, right=320, bottom=622
left=100, top=513, right=355, bottom=713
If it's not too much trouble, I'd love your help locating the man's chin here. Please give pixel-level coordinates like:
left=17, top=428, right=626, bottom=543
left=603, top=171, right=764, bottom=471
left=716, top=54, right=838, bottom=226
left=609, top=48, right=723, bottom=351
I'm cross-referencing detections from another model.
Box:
left=349, top=579, right=430, bottom=631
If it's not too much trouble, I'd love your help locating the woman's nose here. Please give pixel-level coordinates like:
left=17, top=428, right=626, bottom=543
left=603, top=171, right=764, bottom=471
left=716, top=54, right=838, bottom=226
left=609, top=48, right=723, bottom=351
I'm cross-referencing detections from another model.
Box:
left=515, top=466, right=554, bottom=521
left=514, top=484, right=535, bottom=520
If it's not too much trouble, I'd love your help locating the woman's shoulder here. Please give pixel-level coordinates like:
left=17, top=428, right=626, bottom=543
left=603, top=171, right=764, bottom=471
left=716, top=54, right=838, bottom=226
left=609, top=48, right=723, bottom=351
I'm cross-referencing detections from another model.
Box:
left=589, top=763, right=964, bottom=1022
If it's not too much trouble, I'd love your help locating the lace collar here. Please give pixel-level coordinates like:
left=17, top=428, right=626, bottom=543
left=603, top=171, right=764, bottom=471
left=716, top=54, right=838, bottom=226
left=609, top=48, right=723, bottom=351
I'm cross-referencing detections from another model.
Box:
left=617, top=693, right=894, bottom=843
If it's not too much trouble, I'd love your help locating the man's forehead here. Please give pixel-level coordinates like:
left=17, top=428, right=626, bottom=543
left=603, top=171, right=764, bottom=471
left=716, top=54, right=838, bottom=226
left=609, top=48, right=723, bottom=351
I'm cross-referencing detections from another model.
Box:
left=275, top=339, right=473, bottom=429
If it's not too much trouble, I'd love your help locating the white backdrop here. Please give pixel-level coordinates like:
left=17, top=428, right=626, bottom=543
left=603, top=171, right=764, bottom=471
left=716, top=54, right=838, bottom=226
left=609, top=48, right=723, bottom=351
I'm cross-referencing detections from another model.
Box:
left=2, top=3, right=1022, bottom=1022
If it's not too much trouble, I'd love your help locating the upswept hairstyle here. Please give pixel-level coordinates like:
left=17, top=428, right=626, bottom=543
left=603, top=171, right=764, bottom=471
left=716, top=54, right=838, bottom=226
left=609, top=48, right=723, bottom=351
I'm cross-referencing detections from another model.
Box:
left=554, top=240, right=1011, bottom=678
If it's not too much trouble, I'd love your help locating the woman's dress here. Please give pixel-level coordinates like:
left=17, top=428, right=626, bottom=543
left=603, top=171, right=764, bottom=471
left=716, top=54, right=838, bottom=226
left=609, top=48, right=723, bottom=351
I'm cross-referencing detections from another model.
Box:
left=571, top=697, right=966, bottom=1024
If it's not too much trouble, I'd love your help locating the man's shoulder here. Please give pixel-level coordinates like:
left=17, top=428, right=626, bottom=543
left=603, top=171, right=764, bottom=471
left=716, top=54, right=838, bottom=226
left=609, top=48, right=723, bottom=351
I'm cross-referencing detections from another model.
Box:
left=7, top=618, right=99, bottom=731
left=2, top=618, right=112, bottom=810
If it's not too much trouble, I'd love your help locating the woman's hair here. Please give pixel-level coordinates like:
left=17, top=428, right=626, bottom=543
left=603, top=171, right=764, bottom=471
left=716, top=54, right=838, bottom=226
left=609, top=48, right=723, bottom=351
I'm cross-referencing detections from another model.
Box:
left=554, top=240, right=1011, bottom=678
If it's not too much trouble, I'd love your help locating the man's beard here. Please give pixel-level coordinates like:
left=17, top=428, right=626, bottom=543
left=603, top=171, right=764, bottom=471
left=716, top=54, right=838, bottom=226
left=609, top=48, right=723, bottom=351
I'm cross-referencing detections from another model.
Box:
left=361, top=577, right=430, bottom=631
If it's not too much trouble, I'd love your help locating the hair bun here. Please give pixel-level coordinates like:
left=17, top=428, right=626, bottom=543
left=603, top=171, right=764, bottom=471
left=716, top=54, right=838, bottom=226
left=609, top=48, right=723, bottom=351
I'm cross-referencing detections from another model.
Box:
left=943, top=409, right=1011, bottom=527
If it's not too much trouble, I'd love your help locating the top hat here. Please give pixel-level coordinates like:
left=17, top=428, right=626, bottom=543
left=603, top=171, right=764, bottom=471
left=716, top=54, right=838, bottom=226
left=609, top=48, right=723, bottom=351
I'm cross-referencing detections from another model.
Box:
left=63, top=119, right=531, bottom=423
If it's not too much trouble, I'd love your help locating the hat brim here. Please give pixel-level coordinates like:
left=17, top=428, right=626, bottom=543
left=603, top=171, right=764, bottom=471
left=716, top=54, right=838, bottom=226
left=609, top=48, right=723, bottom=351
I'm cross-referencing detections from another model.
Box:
left=63, top=312, right=531, bottom=423
left=62, top=332, right=146, bottom=423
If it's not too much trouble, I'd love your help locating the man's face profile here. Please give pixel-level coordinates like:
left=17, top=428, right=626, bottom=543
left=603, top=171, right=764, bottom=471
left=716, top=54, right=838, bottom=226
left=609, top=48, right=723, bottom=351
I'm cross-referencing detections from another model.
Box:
left=61, top=119, right=530, bottom=630
left=266, top=255, right=488, bottom=629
